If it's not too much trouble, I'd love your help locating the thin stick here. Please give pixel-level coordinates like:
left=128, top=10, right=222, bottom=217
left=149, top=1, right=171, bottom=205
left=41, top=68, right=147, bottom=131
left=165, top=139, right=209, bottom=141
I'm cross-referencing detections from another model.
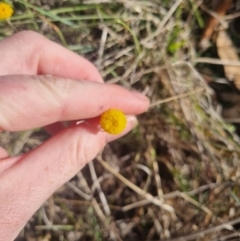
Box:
left=98, top=27, right=108, bottom=61
left=150, top=88, right=205, bottom=108
left=122, top=190, right=212, bottom=215
left=122, top=182, right=228, bottom=212
left=91, top=199, right=123, bottom=241
left=66, top=182, right=92, bottom=201
left=77, top=168, right=121, bottom=240
left=96, top=156, right=175, bottom=213
left=179, top=192, right=212, bottom=216
left=194, top=57, right=240, bottom=66
left=88, top=161, right=111, bottom=216
left=165, top=217, right=240, bottom=241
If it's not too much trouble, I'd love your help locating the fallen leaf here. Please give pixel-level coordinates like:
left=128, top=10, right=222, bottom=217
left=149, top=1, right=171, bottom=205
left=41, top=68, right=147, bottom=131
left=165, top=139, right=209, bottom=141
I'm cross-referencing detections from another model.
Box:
left=216, top=30, right=240, bottom=89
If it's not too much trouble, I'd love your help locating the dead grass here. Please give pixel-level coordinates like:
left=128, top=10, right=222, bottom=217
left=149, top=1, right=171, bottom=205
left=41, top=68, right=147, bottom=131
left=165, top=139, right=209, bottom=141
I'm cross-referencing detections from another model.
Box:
left=1, top=0, right=240, bottom=240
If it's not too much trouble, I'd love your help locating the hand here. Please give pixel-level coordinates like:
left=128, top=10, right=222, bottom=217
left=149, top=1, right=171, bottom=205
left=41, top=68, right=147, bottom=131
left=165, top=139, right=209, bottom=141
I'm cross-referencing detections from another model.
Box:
left=0, top=31, right=149, bottom=240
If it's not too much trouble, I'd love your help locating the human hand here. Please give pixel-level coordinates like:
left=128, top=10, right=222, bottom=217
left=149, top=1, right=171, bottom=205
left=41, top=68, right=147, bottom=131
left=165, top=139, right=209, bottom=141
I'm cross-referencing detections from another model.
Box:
left=0, top=31, right=149, bottom=240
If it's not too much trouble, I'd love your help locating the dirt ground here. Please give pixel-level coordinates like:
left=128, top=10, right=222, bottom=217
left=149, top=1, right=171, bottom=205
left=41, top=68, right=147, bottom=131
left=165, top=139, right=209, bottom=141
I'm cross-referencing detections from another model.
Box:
left=1, top=0, right=240, bottom=240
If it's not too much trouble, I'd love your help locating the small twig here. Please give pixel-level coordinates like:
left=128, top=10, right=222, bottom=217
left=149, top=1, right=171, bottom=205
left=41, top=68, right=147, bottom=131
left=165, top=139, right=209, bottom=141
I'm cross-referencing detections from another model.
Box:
left=76, top=171, right=92, bottom=194
left=152, top=160, right=164, bottom=200
left=8, top=130, right=34, bottom=156
left=146, top=135, right=164, bottom=202
left=165, top=217, right=240, bottom=241
left=97, top=27, right=108, bottom=62
left=122, top=182, right=231, bottom=212
left=194, top=57, right=240, bottom=66
left=6, top=19, right=18, bottom=31
left=146, top=227, right=157, bottom=241
left=74, top=170, right=120, bottom=240
left=150, top=88, right=205, bottom=108
left=40, top=206, right=52, bottom=226
left=89, top=161, right=111, bottom=216
left=179, top=192, right=212, bottom=216
left=135, top=164, right=152, bottom=192
left=224, top=11, right=240, bottom=20
left=35, top=224, right=74, bottom=231
left=148, top=207, right=163, bottom=239
left=66, top=182, right=92, bottom=201
left=122, top=190, right=212, bottom=215
left=91, top=199, right=123, bottom=241
left=96, top=156, right=175, bottom=213
left=55, top=197, right=121, bottom=211
left=211, top=232, right=240, bottom=241
left=122, top=199, right=151, bottom=212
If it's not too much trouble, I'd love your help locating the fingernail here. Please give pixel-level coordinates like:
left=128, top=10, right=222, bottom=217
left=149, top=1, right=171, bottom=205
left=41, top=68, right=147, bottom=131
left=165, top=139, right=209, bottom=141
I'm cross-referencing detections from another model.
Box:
left=106, top=115, right=138, bottom=143
left=127, top=115, right=138, bottom=128
left=131, top=91, right=149, bottom=101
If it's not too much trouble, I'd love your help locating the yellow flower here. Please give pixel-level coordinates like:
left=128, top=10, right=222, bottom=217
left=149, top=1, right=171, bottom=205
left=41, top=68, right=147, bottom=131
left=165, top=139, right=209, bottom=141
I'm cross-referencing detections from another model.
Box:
left=0, top=2, right=13, bottom=20
left=100, top=109, right=127, bottom=135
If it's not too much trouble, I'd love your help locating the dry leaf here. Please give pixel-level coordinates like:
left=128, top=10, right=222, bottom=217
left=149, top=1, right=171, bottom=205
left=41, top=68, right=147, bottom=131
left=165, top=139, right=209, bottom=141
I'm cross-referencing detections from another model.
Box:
left=216, top=30, right=240, bottom=89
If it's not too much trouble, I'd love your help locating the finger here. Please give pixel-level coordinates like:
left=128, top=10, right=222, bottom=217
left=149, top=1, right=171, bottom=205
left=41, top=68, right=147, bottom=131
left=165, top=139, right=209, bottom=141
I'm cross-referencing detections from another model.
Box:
left=0, top=75, right=149, bottom=131
left=0, top=31, right=103, bottom=83
left=0, top=118, right=137, bottom=240
left=0, top=147, right=8, bottom=159
left=0, top=31, right=104, bottom=135
left=0, top=155, right=22, bottom=175
left=106, top=115, right=138, bottom=142
left=75, top=115, right=138, bottom=141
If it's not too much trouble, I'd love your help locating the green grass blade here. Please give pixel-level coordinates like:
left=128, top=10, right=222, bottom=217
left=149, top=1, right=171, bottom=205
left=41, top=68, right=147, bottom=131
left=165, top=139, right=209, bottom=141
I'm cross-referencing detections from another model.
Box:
left=16, top=0, right=76, bottom=26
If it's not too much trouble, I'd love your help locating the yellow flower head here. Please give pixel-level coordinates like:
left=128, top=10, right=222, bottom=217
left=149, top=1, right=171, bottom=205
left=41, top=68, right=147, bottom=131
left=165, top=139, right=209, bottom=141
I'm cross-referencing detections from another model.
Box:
left=100, top=109, right=127, bottom=135
left=0, top=2, right=13, bottom=20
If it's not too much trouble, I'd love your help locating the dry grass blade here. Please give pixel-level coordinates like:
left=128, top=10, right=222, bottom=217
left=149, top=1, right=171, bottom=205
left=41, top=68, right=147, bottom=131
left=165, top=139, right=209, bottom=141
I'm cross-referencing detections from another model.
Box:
left=211, top=232, right=240, bottom=241
left=96, top=156, right=175, bottom=213
left=194, top=57, right=240, bottom=66
left=91, top=199, right=123, bottom=241
left=122, top=189, right=212, bottom=215
left=3, top=1, right=240, bottom=240
left=88, top=161, right=111, bottom=216
left=166, top=217, right=240, bottom=241
left=66, top=182, right=92, bottom=200
left=7, top=130, right=33, bottom=156
left=178, top=192, right=212, bottom=215
left=150, top=87, right=205, bottom=108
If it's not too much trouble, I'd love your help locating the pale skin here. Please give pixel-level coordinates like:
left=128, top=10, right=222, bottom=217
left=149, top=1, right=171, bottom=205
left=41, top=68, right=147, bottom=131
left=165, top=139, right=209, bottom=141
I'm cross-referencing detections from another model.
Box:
left=0, top=31, right=150, bottom=240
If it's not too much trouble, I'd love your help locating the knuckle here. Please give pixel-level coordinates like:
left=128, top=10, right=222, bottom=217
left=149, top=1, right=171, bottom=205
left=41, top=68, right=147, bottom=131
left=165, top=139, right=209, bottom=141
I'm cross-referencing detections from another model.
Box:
left=36, top=75, right=73, bottom=118
left=67, top=131, right=93, bottom=168
left=37, top=75, right=75, bottom=97
left=59, top=129, right=103, bottom=175
left=12, top=30, right=43, bottom=41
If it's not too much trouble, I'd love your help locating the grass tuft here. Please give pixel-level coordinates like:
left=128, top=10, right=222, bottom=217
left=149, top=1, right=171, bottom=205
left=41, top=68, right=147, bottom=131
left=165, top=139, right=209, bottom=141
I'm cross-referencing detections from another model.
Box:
left=1, top=1, right=240, bottom=240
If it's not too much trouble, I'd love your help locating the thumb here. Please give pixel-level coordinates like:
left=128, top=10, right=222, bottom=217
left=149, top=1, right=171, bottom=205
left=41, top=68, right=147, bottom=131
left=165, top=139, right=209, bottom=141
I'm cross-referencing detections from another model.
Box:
left=0, top=117, right=137, bottom=241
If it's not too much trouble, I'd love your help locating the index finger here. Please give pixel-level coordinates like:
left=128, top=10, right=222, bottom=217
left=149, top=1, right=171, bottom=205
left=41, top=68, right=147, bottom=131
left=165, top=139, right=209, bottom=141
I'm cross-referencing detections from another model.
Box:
left=0, top=31, right=103, bottom=82
left=0, top=75, right=149, bottom=132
